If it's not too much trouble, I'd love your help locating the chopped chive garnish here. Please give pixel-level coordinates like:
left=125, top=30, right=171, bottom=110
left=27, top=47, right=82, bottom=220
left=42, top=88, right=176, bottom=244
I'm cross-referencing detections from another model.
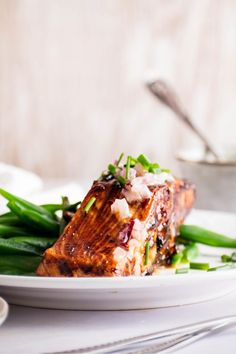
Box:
left=148, top=163, right=160, bottom=173
left=137, top=154, right=151, bottom=168
left=208, top=264, right=235, bottom=272
left=130, top=157, right=137, bottom=167
left=116, top=152, right=124, bottom=167
left=231, top=252, right=236, bottom=262
left=175, top=268, right=189, bottom=274
left=84, top=197, right=96, bottom=214
left=145, top=241, right=150, bottom=266
left=221, top=254, right=232, bottom=263
left=162, top=168, right=172, bottom=173
left=171, top=252, right=183, bottom=266
left=125, top=156, right=131, bottom=179
left=108, top=164, right=117, bottom=175
left=190, top=262, right=210, bottom=271
left=117, top=176, right=127, bottom=186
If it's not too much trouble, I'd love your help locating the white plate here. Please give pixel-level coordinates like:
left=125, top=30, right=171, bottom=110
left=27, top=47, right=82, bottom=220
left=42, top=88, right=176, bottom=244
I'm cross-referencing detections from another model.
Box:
left=0, top=163, right=43, bottom=213
left=0, top=209, right=236, bottom=310
left=0, top=297, right=8, bottom=326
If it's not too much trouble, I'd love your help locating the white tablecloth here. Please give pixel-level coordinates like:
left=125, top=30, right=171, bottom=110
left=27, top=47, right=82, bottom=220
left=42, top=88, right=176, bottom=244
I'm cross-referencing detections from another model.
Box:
left=0, top=290, right=236, bottom=354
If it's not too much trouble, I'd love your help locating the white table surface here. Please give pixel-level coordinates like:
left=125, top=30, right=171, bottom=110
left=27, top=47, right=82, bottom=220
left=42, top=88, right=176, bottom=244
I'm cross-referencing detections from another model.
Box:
left=0, top=290, right=236, bottom=354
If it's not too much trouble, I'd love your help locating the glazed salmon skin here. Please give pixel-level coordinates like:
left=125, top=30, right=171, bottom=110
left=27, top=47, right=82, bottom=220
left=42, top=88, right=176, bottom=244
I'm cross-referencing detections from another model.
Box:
left=37, top=155, right=195, bottom=277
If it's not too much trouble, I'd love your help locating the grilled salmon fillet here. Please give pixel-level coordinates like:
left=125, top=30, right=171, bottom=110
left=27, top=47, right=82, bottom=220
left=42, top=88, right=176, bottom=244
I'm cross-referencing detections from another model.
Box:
left=37, top=164, right=195, bottom=277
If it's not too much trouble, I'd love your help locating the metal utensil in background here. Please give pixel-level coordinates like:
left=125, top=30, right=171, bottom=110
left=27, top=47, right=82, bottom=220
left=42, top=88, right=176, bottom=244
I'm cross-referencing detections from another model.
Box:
left=146, top=79, right=219, bottom=161
left=45, top=315, right=236, bottom=354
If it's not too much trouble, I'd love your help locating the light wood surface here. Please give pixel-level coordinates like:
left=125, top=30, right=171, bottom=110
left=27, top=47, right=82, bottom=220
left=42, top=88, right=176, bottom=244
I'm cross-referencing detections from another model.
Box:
left=0, top=0, right=235, bottom=180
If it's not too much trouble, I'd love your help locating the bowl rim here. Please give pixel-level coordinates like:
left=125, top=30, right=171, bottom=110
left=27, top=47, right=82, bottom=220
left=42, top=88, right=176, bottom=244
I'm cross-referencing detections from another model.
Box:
left=176, top=155, right=236, bottom=167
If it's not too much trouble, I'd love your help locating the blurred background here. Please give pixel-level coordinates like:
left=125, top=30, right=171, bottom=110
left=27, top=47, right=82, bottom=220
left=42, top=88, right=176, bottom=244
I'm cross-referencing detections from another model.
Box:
left=0, top=0, right=235, bottom=182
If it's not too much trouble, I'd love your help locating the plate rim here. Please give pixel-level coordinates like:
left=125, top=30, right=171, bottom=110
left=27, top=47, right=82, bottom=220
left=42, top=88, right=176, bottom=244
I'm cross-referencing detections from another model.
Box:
left=1, top=268, right=236, bottom=289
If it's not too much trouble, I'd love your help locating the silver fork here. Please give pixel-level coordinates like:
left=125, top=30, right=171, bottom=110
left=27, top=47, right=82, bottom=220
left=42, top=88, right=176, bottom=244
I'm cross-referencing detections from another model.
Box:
left=45, top=315, right=236, bottom=354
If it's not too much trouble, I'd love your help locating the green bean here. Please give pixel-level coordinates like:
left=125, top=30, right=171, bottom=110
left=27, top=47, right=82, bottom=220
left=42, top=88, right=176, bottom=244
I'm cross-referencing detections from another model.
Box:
left=8, top=201, right=59, bottom=235
left=9, top=236, right=56, bottom=250
left=0, top=188, right=53, bottom=218
left=0, top=211, right=23, bottom=226
left=42, top=197, right=80, bottom=213
left=0, top=238, right=42, bottom=255
left=0, top=225, right=38, bottom=238
left=0, top=255, right=41, bottom=275
left=41, top=203, right=62, bottom=213
left=180, top=225, right=236, bottom=248
left=64, top=200, right=81, bottom=212
left=22, top=209, right=59, bottom=235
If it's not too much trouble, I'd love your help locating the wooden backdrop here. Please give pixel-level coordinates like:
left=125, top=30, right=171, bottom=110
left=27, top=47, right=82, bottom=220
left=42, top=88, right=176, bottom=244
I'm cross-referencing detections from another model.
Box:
left=0, top=0, right=235, bottom=180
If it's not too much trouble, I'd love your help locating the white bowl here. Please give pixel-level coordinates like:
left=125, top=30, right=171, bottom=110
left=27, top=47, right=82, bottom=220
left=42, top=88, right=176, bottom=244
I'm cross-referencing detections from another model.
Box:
left=176, top=147, right=236, bottom=212
left=0, top=163, right=43, bottom=213
left=0, top=297, right=8, bottom=326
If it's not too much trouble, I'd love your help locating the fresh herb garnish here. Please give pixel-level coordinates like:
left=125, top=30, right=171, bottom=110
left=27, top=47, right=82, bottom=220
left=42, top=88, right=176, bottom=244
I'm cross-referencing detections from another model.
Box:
left=145, top=241, right=150, bottom=266
left=84, top=197, right=96, bottom=214
left=232, top=252, right=236, bottom=262
left=171, top=243, right=198, bottom=266
left=137, top=154, right=162, bottom=174
left=117, top=176, right=127, bottom=187
left=137, top=154, right=151, bottom=169
left=221, top=254, right=232, bottom=263
left=125, top=156, right=131, bottom=180
left=190, top=262, right=210, bottom=271
left=175, top=268, right=189, bottom=274
left=116, top=152, right=124, bottom=167
left=208, top=263, right=236, bottom=272
left=161, top=169, right=172, bottom=173
left=101, top=153, right=172, bottom=185
left=108, top=164, right=117, bottom=175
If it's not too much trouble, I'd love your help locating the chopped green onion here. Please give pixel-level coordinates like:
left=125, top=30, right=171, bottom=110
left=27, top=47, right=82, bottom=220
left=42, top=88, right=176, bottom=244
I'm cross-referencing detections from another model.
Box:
left=183, top=243, right=199, bottom=261
left=125, top=156, right=131, bottom=179
left=221, top=254, right=232, bottom=263
left=161, top=169, right=172, bottom=173
left=84, top=197, right=96, bottom=214
left=116, top=152, right=124, bottom=167
left=108, top=164, right=117, bottom=175
left=130, top=157, right=137, bottom=167
left=171, top=252, right=183, bottom=266
left=190, top=262, right=210, bottom=271
left=208, top=264, right=235, bottom=272
left=175, top=268, right=189, bottom=274
left=145, top=241, right=150, bottom=266
left=148, top=163, right=160, bottom=173
left=137, top=154, right=151, bottom=169
left=117, top=176, right=127, bottom=187
left=171, top=243, right=198, bottom=267
left=231, top=252, right=236, bottom=262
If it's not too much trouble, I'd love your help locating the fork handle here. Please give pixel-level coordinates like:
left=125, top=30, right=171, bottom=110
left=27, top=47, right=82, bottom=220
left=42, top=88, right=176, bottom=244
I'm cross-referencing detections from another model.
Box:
left=110, top=320, right=232, bottom=354
left=46, top=316, right=236, bottom=354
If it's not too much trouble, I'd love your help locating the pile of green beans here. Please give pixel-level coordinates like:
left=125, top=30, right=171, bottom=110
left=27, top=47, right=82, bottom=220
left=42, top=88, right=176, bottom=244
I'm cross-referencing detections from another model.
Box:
left=0, top=188, right=80, bottom=275
left=179, top=225, right=236, bottom=248
left=173, top=225, right=236, bottom=273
